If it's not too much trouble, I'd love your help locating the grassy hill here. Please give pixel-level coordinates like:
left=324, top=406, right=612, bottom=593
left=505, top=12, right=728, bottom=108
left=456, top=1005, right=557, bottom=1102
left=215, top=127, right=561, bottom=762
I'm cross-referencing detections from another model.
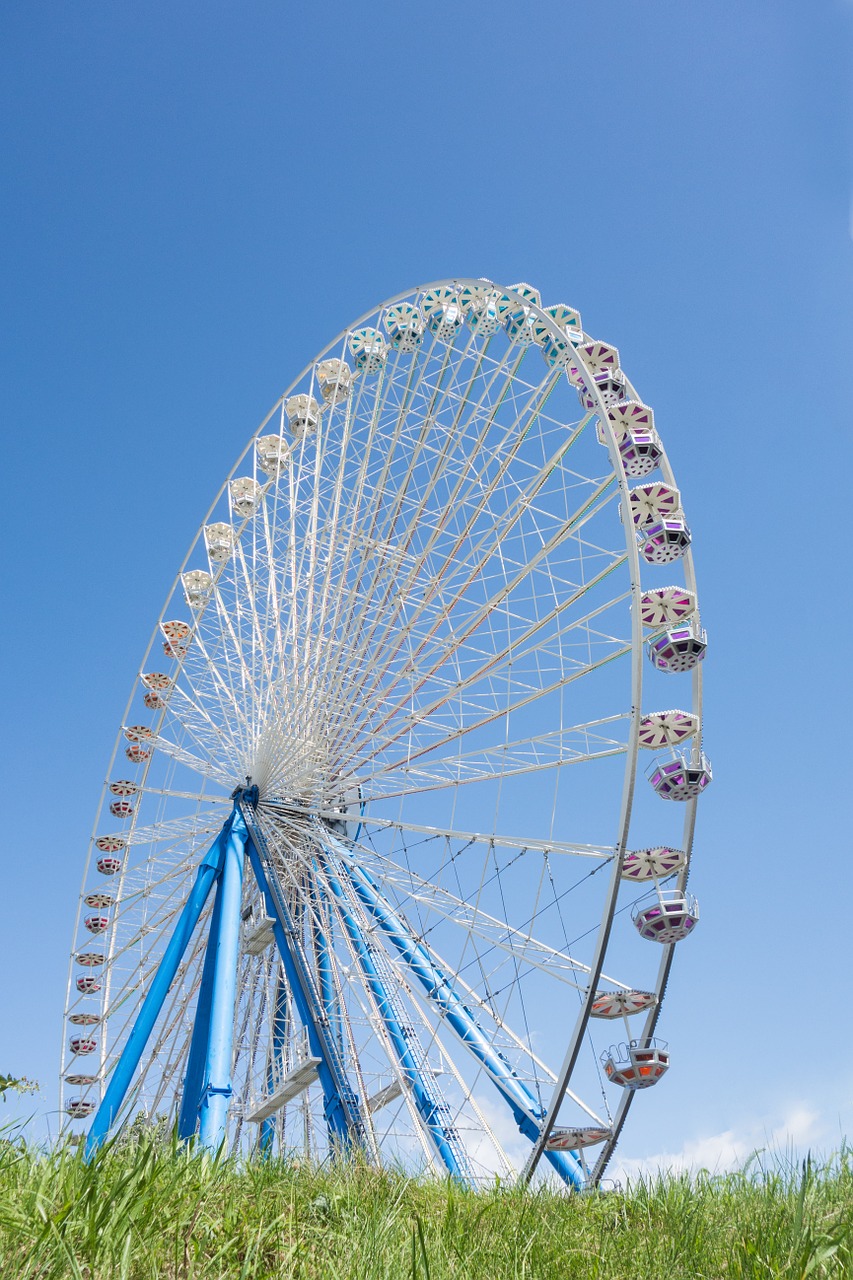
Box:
left=2, top=1133, right=852, bottom=1278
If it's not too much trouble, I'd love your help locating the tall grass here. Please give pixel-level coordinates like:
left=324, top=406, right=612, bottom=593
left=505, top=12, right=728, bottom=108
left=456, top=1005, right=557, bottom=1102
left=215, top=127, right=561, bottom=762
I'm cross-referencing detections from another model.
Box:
left=2, top=1129, right=852, bottom=1278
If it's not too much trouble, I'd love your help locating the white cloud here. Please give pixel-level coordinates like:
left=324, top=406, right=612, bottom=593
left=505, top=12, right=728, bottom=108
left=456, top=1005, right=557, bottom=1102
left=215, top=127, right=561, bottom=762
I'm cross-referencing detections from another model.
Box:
left=609, top=1103, right=836, bottom=1187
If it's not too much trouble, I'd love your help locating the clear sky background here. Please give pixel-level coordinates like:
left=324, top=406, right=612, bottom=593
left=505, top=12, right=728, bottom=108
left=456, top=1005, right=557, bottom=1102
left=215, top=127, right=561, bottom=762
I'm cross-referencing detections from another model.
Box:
left=2, top=1, right=851, bottom=1176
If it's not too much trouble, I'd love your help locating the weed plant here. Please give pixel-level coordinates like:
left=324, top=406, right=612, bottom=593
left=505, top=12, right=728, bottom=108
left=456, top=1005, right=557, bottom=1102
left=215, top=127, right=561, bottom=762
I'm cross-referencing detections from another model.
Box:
left=2, top=1128, right=852, bottom=1278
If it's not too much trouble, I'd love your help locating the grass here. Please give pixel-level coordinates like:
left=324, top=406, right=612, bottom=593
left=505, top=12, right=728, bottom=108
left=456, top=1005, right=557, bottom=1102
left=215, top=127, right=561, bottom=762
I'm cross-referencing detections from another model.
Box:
left=2, top=1130, right=853, bottom=1278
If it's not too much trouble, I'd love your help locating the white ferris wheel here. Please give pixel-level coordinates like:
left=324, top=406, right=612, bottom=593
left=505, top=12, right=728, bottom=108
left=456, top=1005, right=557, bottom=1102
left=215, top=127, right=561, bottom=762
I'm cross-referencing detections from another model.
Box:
left=61, top=279, right=710, bottom=1187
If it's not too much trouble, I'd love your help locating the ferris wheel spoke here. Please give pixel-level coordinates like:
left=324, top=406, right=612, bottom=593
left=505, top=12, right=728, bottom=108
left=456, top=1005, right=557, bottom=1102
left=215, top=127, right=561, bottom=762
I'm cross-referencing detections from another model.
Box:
left=320, top=370, right=585, bottom=726
left=358, top=736, right=627, bottom=800
left=139, top=716, right=241, bottom=786
left=186, top=582, right=262, bottom=761
left=167, top=656, right=252, bottom=769
left=278, top=827, right=534, bottom=1176
left=328, top=835, right=630, bottom=994
left=338, top=646, right=632, bottom=797
left=311, top=344, right=479, bottom=695
left=101, top=810, right=225, bottom=849
left=252, top=830, right=421, bottom=1162
left=132, top=786, right=231, bottom=806
left=312, top=833, right=585, bottom=1183
left=282, top=807, right=614, bottom=861
left=332, top=479, right=620, bottom=763
left=351, top=556, right=627, bottom=756
left=298, top=829, right=591, bottom=1111
left=304, top=331, right=471, bottom=662
left=340, top=587, right=631, bottom=773
left=327, top=399, right=595, bottom=714
left=314, top=340, right=533, bottom=710
left=304, top=854, right=477, bottom=1180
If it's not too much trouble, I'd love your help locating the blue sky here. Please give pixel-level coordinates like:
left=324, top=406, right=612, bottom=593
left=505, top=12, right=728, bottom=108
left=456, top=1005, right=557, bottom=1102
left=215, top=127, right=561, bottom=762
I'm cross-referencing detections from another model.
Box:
left=2, top=0, right=852, bottom=1173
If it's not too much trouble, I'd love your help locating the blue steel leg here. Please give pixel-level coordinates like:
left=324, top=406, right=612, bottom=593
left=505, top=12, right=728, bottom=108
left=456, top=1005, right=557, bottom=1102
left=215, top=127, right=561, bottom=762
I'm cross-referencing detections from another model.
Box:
left=84, top=819, right=234, bottom=1159
left=197, top=808, right=247, bottom=1151
left=311, top=876, right=341, bottom=1055
left=327, top=842, right=584, bottom=1188
left=176, top=873, right=224, bottom=1140
left=259, top=973, right=288, bottom=1156
left=321, top=857, right=469, bottom=1182
left=239, top=804, right=365, bottom=1151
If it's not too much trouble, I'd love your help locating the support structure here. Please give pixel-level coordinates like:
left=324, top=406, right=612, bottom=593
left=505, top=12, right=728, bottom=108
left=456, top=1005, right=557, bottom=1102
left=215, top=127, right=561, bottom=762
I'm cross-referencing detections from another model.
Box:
left=259, top=974, right=289, bottom=1154
left=176, top=866, right=225, bottom=1139
left=321, top=854, right=472, bottom=1182
left=239, top=797, right=367, bottom=1152
left=323, top=834, right=584, bottom=1187
left=197, top=810, right=246, bottom=1147
left=85, top=805, right=248, bottom=1158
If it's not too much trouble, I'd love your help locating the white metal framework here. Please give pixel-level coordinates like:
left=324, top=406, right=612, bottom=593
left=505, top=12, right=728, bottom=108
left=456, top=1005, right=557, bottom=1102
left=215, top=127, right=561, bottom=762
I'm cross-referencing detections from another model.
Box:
left=61, top=279, right=708, bottom=1186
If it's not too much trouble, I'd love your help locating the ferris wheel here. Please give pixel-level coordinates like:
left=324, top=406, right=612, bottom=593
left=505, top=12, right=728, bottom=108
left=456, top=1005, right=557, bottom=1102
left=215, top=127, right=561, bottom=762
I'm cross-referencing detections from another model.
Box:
left=61, top=279, right=710, bottom=1187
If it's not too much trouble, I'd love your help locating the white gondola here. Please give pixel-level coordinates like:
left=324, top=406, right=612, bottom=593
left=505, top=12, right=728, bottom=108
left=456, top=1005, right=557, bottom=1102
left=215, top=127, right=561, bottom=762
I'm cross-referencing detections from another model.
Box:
left=255, top=434, right=290, bottom=477
left=503, top=282, right=541, bottom=345
left=108, top=779, right=138, bottom=797
left=648, top=752, right=712, bottom=801
left=69, top=1037, right=97, bottom=1055
left=458, top=283, right=506, bottom=335
left=315, top=358, right=353, bottom=404
left=638, top=709, right=699, bottom=749
left=602, top=1040, right=670, bottom=1089
left=161, top=645, right=185, bottom=664
left=230, top=476, right=262, bottom=518
left=204, top=522, right=235, bottom=564
left=536, top=303, right=583, bottom=368
left=84, top=893, right=113, bottom=908
left=95, top=836, right=124, bottom=853
left=545, top=1126, right=611, bottom=1152
left=141, top=672, right=171, bottom=692
left=647, top=623, right=707, bottom=673
left=124, top=724, right=154, bottom=742
left=182, top=569, right=213, bottom=609
left=384, top=302, right=424, bottom=352
left=633, top=890, right=700, bottom=942
left=95, top=856, right=121, bottom=875
left=639, top=517, right=692, bottom=564
left=348, top=327, right=387, bottom=373
left=590, top=990, right=657, bottom=1019
left=621, top=846, right=686, bottom=881
left=600, top=401, right=662, bottom=477
left=285, top=394, right=323, bottom=438
left=422, top=286, right=463, bottom=342
left=66, top=1099, right=97, bottom=1117
left=639, top=586, right=697, bottom=628
left=628, top=482, right=681, bottom=528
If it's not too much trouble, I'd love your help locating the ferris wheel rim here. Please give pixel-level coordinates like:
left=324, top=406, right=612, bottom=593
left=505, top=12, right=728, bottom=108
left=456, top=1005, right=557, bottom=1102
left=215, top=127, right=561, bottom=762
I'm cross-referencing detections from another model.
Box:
left=61, top=277, right=705, bottom=1187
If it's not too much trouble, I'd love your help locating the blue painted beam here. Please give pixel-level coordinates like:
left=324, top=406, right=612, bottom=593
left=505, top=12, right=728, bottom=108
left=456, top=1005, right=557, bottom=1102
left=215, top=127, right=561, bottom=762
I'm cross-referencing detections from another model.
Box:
left=310, top=875, right=342, bottom=1057
left=321, top=857, right=470, bottom=1183
left=176, top=865, right=225, bottom=1140
left=328, top=842, right=584, bottom=1188
left=197, top=807, right=247, bottom=1151
left=84, top=816, right=234, bottom=1158
left=239, top=802, right=365, bottom=1151
left=259, top=973, right=289, bottom=1156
